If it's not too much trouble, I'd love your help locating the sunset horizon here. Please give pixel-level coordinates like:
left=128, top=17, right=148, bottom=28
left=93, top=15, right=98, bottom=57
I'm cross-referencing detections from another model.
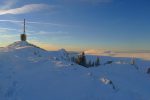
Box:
left=0, top=0, right=150, bottom=52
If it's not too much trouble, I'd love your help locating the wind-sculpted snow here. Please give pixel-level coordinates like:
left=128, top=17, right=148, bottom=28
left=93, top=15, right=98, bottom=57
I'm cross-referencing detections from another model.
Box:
left=0, top=41, right=150, bottom=100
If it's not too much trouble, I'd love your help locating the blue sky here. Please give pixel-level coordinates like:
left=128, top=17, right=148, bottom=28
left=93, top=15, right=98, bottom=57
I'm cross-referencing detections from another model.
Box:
left=0, top=0, right=149, bottom=51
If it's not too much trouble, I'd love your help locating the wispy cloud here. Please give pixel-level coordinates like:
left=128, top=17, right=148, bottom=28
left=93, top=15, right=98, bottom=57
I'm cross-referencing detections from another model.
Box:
left=0, top=0, right=18, bottom=9
left=0, top=19, right=22, bottom=23
left=29, top=30, right=71, bottom=40
left=0, top=27, right=18, bottom=31
left=81, top=0, right=112, bottom=3
left=35, top=31, right=69, bottom=35
left=26, top=21, right=68, bottom=27
left=0, top=27, right=36, bottom=34
left=0, top=19, right=67, bottom=27
left=62, top=0, right=112, bottom=4
left=0, top=4, right=53, bottom=15
left=0, top=27, right=71, bottom=41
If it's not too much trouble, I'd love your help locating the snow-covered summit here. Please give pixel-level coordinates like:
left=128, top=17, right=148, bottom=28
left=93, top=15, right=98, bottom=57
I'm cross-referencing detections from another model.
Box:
left=8, top=41, right=31, bottom=48
left=7, top=41, right=45, bottom=51
left=0, top=41, right=50, bottom=60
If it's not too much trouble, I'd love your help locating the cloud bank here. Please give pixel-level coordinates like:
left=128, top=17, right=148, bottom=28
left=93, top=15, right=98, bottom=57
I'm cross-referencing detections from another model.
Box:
left=85, top=49, right=150, bottom=60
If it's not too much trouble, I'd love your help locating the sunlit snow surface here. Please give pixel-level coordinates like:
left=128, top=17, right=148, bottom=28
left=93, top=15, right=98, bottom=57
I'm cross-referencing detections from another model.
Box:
left=0, top=41, right=150, bottom=100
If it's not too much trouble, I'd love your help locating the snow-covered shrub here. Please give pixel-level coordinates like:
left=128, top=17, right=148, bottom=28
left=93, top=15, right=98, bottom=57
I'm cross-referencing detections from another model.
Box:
left=147, top=68, right=150, bottom=74
left=131, top=57, right=135, bottom=65
left=130, top=57, right=139, bottom=70
left=95, top=57, right=100, bottom=66
left=104, top=61, right=113, bottom=65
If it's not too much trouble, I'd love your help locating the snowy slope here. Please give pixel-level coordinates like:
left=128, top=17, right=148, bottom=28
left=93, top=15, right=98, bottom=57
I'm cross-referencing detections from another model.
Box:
left=0, top=41, right=150, bottom=100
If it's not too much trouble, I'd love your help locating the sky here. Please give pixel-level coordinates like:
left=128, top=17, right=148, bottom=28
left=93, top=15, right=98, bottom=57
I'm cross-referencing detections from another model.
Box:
left=0, top=0, right=150, bottom=52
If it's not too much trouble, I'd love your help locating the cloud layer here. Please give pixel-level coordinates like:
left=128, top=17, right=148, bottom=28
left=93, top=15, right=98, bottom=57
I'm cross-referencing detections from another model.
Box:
left=85, top=49, right=150, bottom=60
left=0, top=4, right=51, bottom=15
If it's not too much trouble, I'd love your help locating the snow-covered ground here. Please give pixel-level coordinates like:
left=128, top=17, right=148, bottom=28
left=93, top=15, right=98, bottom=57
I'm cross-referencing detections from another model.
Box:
left=0, top=41, right=150, bottom=100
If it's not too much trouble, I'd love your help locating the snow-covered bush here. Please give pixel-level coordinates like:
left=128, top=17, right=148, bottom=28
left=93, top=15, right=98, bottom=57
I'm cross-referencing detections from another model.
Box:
left=131, top=57, right=135, bottom=65
left=147, top=68, right=150, bottom=74
left=104, top=61, right=113, bottom=65
left=130, top=57, right=139, bottom=69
